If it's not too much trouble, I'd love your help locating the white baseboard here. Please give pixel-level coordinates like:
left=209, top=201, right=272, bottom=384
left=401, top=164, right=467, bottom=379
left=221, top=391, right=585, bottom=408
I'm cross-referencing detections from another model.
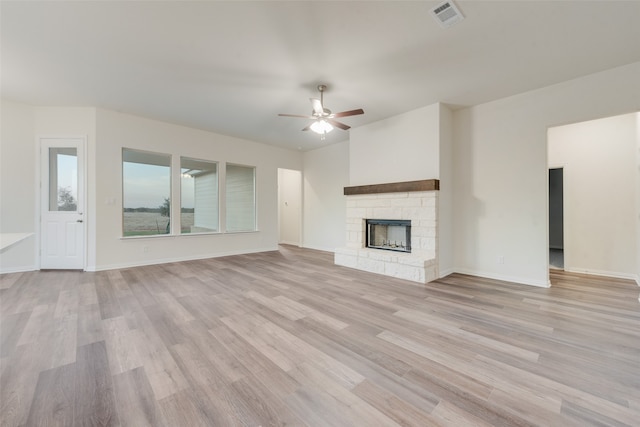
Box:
left=299, top=244, right=335, bottom=253
left=438, top=267, right=455, bottom=278
left=86, top=246, right=279, bottom=272
left=452, top=267, right=551, bottom=288
left=278, top=240, right=300, bottom=247
left=564, top=267, right=638, bottom=282
left=0, top=264, right=37, bottom=275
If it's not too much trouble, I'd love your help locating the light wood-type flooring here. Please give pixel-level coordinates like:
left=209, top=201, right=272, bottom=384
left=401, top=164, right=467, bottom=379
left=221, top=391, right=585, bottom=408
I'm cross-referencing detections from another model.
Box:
left=1, top=245, right=639, bottom=426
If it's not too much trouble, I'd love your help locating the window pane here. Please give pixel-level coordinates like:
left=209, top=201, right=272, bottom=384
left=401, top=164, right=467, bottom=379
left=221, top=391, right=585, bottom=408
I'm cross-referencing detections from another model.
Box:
left=49, top=148, right=78, bottom=211
left=225, top=164, right=256, bottom=232
left=181, top=157, right=218, bottom=234
left=122, top=148, right=171, bottom=236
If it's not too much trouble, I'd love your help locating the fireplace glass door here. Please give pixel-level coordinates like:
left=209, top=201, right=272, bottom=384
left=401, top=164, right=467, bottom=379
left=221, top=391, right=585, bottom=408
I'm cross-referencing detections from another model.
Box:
left=366, top=219, right=411, bottom=253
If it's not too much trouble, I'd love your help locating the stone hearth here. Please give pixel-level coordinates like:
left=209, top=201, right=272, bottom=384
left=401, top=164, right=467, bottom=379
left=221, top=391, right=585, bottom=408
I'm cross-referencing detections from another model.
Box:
left=335, top=180, right=439, bottom=284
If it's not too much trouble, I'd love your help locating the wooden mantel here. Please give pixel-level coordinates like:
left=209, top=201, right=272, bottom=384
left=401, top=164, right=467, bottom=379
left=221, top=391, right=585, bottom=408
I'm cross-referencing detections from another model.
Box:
left=343, top=179, right=439, bottom=196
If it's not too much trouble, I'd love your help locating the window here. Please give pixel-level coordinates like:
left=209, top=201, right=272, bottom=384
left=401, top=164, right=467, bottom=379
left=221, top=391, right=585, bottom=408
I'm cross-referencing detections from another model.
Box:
left=225, top=164, right=256, bottom=232
left=181, top=157, right=218, bottom=234
left=122, top=149, right=171, bottom=236
left=48, top=147, right=78, bottom=211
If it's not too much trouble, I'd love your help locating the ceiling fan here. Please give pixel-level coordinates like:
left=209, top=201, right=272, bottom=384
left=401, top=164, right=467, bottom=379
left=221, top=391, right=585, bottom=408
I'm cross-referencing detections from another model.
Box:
left=279, top=84, right=364, bottom=139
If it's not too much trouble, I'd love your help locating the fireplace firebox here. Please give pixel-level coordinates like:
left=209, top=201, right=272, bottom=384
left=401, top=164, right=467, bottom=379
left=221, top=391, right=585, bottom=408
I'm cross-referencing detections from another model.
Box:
left=366, top=219, right=411, bottom=253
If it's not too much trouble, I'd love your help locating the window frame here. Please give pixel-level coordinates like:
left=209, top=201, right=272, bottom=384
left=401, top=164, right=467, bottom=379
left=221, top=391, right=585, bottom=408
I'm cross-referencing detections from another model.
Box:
left=121, top=148, right=172, bottom=238
left=224, top=162, right=257, bottom=233
left=180, top=156, right=220, bottom=235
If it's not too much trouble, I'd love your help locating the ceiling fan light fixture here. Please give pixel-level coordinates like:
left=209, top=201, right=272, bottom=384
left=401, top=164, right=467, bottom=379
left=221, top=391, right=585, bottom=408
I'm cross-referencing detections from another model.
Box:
left=278, top=84, right=364, bottom=139
left=310, top=119, right=333, bottom=135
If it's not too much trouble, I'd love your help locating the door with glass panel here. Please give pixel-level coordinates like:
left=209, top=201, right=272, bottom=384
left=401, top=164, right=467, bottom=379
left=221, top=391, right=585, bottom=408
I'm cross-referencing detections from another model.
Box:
left=40, top=137, right=85, bottom=269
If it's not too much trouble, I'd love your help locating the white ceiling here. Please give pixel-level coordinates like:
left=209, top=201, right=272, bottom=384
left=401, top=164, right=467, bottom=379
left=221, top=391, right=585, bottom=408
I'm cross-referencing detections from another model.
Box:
left=2, top=1, right=639, bottom=151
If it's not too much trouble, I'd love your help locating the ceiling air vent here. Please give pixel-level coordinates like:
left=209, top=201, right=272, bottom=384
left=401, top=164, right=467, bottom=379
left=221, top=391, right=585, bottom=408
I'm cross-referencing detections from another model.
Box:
left=431, top=1, right=464, bottom=28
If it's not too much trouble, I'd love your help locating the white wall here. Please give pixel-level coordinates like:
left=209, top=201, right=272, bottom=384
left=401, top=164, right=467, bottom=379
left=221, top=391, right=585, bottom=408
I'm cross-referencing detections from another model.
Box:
left=349, top=103, right=440, bottom=186
left=636, top=113, right=640, bottom=287
left=1, top=104, right=301, bottom=272
left=453, top=61, right=640, bottom=287
left=278, top=168, right=301, bottom=246
left=302, top=141, right=349, bottom=251
left=1, top=101, right=36, bottom=273
left=94, top=109, right=301, bottom=270
left=438, top=104, right=454, bottom=276
left=548, top=113, right=637, bottom=279
left=0, top=103, right=97, bottom=273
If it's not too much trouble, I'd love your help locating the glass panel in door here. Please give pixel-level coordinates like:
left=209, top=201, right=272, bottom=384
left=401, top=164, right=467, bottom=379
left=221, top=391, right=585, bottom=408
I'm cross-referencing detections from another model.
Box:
left=48, top=147, right=78, bottom=212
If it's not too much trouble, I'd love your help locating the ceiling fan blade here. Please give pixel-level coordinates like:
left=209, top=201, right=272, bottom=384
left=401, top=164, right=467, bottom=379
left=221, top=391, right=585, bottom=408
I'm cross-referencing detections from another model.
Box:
left=328, top=119, right=350, bottom=131
left=332, top=108, right=364, bottom=118
left=302, top=124, right=312, bottom=132
left=310, top=98, right=323, bottom=115
left=278, top=113, right=315, bottom=119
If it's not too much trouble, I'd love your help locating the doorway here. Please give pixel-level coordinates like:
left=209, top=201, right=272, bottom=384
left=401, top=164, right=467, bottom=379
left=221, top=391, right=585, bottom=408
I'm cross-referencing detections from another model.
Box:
left=40, top=137, right=86, bottom=269
left=547, top=112, right=639, bottom=281
left=277, top=168, right=301, bottom=246
left=548, top=167, right=564, bottom=270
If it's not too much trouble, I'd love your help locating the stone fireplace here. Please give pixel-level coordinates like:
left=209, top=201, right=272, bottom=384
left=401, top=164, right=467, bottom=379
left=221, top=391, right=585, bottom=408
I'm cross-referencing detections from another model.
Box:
left=335, top=179, right=439, bottom=284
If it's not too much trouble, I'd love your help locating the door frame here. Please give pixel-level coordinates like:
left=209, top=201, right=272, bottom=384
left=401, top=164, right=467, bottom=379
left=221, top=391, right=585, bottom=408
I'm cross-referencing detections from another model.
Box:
left=37, top=135, right=88, bottom=270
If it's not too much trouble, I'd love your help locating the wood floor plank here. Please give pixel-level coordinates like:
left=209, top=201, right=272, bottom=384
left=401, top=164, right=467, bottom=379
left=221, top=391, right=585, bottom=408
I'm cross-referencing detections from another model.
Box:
left=393, top=307, right=541, bottom=362
left=0, top=311, right=30, bottom=358
left=15, top=304, right=52, bottom=347
left=230, top=376, right=308, bottom=427
left=152, top=292, right=195, bottom=324
left=170, top=341, right=228, bottom=389
left=130, top=325, right=189, bottom=400
left=0, top=343, right=43, bottom=427
left=430, top=399, right=496, bottom=427
left=95, top=272, right=122, bottom=321
left=179, top=319, right=249, bottom=384
left=404, top=367, right=535, bottom=427
left=352, top=379, right=441, bottom=427
left=141, top=303, right=187, bottom=347
left=291, top=319, right=443, bottom=412
left=49, top=313, right=78, bottom=369
left=76, top=303, right=105, bottom=347
left=473, top=354, right=640, bottom=426
left=175, top=294, right=228, bottom=329
left=220, top=312, right=299, bottom=372
left=156, top=389, right=214, bottom=427
left=207, top=324, right=294, bottom=390
left=284, top=385, right=369, bottom=427
left=112, top=367, right=165, bottom=427
left=102, top=316, right=143, bottom=376
left=53, top=288, right=79, bottom=319
left=74, top=341, right=119, bottom=426
left=25, top=362, right=76, bottom=427
left=77, top=279, right=99, bottom=307
left=1, top=245, right=639, bottom=426
left=0, top=272, right=23, bottom=291
left=288, top=361, right=400, bottom=427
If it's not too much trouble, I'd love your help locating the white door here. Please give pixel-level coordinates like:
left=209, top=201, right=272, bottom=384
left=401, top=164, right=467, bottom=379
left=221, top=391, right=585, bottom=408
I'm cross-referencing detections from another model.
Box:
left=278, top=168, right=301, bottom=246
left=40, top=137, right=85, bottom=269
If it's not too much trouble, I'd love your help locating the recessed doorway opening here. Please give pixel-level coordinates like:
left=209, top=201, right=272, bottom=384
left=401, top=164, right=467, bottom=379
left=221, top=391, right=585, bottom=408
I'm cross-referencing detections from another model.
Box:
left=549, top=167, right=564, bottom=270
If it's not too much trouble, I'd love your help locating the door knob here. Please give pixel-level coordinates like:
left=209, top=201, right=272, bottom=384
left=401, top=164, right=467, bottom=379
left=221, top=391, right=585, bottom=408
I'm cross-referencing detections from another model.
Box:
left=77, top=220, right=83, bottom=223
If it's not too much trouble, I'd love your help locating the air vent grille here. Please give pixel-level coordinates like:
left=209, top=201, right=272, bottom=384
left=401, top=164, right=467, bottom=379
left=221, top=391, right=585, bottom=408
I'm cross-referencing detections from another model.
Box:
left=431, top=1, right=464, bottom=28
